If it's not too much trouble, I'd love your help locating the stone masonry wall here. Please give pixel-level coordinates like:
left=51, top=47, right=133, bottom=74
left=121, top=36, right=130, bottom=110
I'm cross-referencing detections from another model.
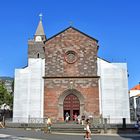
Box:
left=44, top=27, right=98, bottom=77
left=44, top=27, right=99, bottom=120
left=28, top=40, right=45, bottom=59
left=44, top=78, right=99, bottom=120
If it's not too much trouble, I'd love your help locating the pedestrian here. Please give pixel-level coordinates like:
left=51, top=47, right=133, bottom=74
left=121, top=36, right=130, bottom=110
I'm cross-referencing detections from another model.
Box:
left=47, top=117, right=52, bottom=133
left=135, top=120, right=140, bottom=132
left=65, top=112, right=70, bottom=123
left=0, top=113, right=4, bottom=128
left=73, top=113, right=78, bottom=122
left=0, top=121, right=4, bottom=128
left=84, top=119, right=91, bottom=140
left=81, top=113, right=85, bottom=125
left=134, top=120, right=139, bottom=129
left=77, top=115, right=81, bottom=124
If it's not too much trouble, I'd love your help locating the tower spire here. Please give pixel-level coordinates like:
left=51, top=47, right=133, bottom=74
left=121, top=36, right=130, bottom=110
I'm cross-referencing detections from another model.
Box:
left=34, top=13, right=46, bottom=42
left=35, top=13, right=45, bottom=36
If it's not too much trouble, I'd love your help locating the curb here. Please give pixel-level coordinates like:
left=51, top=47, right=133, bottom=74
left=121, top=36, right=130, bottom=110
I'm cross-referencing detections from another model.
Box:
left=52, top=132, right=140, bottom=137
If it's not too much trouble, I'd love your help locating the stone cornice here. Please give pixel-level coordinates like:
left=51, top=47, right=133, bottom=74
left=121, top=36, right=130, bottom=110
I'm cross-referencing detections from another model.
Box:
left=43, top=76, right=100, bottom=79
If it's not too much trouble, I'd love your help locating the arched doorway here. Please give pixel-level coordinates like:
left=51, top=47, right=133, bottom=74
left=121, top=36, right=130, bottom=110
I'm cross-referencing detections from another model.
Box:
left=63, top=94, right=80, bottom=121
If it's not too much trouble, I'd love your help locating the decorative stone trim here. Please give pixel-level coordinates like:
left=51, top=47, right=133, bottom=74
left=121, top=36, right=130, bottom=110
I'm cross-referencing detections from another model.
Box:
left=64, top=50, right=78, bottom=64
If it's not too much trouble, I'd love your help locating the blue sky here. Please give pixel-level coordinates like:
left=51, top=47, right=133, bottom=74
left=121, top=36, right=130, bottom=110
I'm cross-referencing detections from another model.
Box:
left=0, top=0, right=140, bottom=89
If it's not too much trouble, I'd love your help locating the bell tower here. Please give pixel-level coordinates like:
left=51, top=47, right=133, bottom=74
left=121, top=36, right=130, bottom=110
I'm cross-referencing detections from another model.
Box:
left=28, top=14, right=46, bottom=59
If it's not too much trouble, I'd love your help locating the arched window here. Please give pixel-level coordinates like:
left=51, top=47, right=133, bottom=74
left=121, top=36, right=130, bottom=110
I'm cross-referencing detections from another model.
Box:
left=37, top=53, right=40, bottom=58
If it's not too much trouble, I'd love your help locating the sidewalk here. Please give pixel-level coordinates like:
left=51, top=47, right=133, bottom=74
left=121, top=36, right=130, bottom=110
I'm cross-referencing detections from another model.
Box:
left=0, top=134, right=43, bottom=140
left=0, top=128, right=47, bottom=139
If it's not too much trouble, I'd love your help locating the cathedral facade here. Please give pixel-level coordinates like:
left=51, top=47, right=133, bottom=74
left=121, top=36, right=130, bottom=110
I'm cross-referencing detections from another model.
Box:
left=13, top=19, right=130, bottom=123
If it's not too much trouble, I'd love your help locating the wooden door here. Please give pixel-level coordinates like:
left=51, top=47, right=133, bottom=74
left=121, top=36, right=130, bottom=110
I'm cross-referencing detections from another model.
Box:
left=63, top=94, right=80, bottom=121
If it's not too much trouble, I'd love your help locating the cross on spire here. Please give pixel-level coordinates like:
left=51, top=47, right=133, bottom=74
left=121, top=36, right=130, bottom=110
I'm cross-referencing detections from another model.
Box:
left=39, top=13, right=43, bottom=21
left=69, top=21, right=73, bottom=26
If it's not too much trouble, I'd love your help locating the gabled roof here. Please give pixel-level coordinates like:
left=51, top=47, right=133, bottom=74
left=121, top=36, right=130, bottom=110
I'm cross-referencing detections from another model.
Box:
left=130, top=84, right=140, bottom=90
left=35, top=20, right=45, bottom=36
left=46, top=26, right=98, bottom=43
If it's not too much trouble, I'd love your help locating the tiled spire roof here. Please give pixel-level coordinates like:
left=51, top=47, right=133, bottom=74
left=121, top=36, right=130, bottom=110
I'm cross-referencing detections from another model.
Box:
left=35, top=19, right=45, bottom=36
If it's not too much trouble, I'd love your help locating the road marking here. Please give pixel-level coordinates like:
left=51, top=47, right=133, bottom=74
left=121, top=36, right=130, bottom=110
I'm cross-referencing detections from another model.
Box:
left=0, top=134, right=11, bottom=138
left=0, top=134, right=44, bottom=140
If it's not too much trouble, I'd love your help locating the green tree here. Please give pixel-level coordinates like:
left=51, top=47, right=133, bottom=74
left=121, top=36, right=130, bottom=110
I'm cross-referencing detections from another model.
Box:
left=0, top=82, right=13, bottom=109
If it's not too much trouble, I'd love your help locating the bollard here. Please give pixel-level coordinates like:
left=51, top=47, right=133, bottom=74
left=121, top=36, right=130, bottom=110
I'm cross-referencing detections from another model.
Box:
left=122, top=118, right=126, bottom=129
left=103, top=118, right=107, bottom=133
left=2, top=116, right=5, bottom=127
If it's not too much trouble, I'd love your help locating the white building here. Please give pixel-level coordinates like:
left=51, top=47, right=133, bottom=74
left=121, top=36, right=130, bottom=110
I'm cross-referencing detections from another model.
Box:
left=129, top=84, right=140, bottom=120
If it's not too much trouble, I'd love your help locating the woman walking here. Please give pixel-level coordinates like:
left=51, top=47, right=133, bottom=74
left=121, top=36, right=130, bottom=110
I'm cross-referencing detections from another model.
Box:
left=84, top=119, right=91, bottom=140
left=47, top=117, right=52, bottom=133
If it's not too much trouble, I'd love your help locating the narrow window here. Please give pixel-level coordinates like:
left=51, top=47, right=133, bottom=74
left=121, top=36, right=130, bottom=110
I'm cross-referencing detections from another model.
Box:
left=37, top=53, right=40, bottom=58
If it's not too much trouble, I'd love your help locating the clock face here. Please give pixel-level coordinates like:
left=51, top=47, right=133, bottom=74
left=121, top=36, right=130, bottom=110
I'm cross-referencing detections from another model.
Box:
left=35, top=36, right=42, bottom=42
left=64, top=50, right=78, bottom=64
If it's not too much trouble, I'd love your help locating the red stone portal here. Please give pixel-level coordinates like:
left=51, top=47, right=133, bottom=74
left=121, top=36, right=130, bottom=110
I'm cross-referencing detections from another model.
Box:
left=63, top=94, right=80, bottom=121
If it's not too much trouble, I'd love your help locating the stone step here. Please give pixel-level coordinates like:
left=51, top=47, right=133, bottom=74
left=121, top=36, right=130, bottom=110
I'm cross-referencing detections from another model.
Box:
left=51, top=127, right=101, bottom=133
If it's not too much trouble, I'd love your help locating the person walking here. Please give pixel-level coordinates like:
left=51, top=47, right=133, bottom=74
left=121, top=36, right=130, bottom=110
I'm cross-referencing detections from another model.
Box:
left=47, top=117, right=52, bottom=133
left=77, top=115, right=81, bottom=124
left=0, top=113, right=4, bottom=128
left=65, top=112, right=70, bottom=123
left=84, top=119, right=91, bottom=140
left=81, top=113, right=85, bottom=125
left=73, top=113, right=78, bottom=122
left=0, top=121, right=4, bottom=128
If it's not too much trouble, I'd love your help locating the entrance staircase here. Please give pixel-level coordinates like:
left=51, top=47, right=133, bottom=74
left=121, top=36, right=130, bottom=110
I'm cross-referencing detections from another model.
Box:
left=51, top=122, right=101, bottom=134
left=6, top=121, right=102, bottom=134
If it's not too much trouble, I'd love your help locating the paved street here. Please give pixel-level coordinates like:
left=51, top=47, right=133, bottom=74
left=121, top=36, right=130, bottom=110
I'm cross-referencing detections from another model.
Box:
left=0, top=128, right=140, bottom=140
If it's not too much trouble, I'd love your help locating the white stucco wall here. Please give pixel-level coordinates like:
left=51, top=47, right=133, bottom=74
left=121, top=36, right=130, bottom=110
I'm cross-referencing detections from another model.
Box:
left=129, top=88, right=140, bottom=118
left=129, top=90, right=140, bottom=97
left=97, top=58, right=130, bottom=123
left=13, top=58, right=45, bottom=123
left=13, top=57, right=130, bottom=124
